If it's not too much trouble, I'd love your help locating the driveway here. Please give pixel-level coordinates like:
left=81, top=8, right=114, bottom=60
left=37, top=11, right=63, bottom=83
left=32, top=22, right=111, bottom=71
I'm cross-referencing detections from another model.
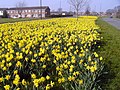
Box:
left=102, top=18, right=120, bottom=30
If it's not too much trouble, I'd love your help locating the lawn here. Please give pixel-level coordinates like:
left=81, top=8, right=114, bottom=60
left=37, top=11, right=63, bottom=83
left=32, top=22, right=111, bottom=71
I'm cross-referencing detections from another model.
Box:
left=96, top=18, right=120, bottom=90
left=0, top=18, right=40, bottom=24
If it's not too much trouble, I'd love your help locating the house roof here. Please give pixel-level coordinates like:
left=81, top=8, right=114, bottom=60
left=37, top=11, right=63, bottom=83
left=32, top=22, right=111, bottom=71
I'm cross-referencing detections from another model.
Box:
left=0, top=8, right=7, bottom=10
left=0, top=6, right=50, bottom=10
left=8, top=6, right=49, bottom=10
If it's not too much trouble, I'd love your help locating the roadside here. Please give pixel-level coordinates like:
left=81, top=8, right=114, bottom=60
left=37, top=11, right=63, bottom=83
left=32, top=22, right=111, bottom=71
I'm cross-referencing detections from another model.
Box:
left=0, top=18, right=41, bottom=24
left=0, top=17, right=73, bottom=24
left=96, top=18, right=120, bottom=90
left=102, top=18, right=120, bottom=30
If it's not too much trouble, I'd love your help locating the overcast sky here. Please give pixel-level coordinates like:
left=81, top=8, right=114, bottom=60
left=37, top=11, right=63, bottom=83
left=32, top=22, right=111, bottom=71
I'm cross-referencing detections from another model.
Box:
left=0, top=0, right=119, bottom=12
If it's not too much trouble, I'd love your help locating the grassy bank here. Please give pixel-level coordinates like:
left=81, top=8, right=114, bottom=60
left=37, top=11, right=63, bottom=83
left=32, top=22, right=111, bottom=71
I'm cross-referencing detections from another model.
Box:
left=0, top=18, right=40, bottom=24
left=96, top=18, right=120, bottom=90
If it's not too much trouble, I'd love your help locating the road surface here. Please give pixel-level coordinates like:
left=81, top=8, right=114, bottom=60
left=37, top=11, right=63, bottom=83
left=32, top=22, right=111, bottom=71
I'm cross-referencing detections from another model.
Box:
left=102, top=18, right=120, bottom=30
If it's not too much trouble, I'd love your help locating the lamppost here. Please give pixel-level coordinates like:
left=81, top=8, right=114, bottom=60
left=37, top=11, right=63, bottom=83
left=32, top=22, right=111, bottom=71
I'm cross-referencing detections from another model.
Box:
left=59, top=0, right=62, bottom=14
left=99, top=0, right=102, bottom=17
left=60, top=0, right=61, bottom=9
left=40, top=0, right=42, bottom=19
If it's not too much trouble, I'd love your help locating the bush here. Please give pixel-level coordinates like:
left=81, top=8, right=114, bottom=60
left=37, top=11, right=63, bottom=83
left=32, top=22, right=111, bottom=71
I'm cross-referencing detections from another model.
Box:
left=2, top=10, right=8, bottom=18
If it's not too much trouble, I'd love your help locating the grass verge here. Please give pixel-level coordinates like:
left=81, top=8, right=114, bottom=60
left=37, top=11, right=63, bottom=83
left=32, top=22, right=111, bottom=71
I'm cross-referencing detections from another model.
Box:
left=0, top=18, right=40, bottom=24
left=96, top=18, right=120, bottom=90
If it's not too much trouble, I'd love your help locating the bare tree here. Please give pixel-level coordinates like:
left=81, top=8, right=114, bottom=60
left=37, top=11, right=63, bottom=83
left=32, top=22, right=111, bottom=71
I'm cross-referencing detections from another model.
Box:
left=69, top=0, right=88, bottom=20
left=16, top=1, right=26, bottom=17
left=16, top=1, right=26, bottom=8
left=116, top=6, right=120, bottom=18
left=58, top=8, right=62, bottom=15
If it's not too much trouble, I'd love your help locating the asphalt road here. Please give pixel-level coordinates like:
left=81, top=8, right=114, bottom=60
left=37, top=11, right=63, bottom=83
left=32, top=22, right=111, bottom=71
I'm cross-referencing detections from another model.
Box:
left=102, top=18, right=120, bottom=30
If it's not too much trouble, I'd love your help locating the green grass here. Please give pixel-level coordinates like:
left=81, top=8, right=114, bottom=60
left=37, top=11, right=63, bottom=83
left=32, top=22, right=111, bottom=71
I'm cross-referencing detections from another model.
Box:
left=0, top=18, right=41, bottom=24
left=96, top=18, right=120, bottom=90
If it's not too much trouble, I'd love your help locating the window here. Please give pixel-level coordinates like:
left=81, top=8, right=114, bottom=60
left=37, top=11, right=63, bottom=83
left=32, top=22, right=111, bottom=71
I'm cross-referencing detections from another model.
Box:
left=35, top=10, right=37, bottom=12
left=28, top=10, right=31, bottom=12
left=11, top=11, right=13, bottom=13
left=31, top=10, right=34, bottom=12
left=25, top=10, right=27, bottom=12
left=12, top=11, right=14, bottom=13
left=22, top=10, right=24, bottom=13
left=8, top=11, right=11, bottom=13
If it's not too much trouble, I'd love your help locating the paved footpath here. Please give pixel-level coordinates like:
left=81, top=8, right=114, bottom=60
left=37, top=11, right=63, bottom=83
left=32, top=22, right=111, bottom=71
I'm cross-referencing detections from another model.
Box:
left=102, top=18, right=120, bottom=30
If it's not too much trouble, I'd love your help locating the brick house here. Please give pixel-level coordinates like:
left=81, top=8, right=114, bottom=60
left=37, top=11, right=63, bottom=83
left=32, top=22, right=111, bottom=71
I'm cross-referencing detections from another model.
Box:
left=0, top=8, right=6, bottom=17
left=0, top=6, right=50, bottom=18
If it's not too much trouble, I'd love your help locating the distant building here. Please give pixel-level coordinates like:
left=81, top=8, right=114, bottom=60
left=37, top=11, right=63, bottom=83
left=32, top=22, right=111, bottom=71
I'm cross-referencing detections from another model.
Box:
left=0, top=6, right=50, bottom=18
left=91, top=12, right=99, bottom=16
left=50, top=11, right=60, bottom=15
left=0, top=8, right=6, bottom=17
left=78, top=12, right=84, bottom=16
left=51, top=11, right=72, bottom=16
left=115, top=6, right=120, bottom=18
left=99, top=12, right=106, bottom=16
left=0, top=11, right=3, bottom=17
left=106, top=9, right=115, bottom=16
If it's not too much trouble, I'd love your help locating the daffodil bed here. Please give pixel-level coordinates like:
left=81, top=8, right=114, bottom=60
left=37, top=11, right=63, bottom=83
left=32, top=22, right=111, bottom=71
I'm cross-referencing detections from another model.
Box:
left=0, top=16, right=103, bottom=90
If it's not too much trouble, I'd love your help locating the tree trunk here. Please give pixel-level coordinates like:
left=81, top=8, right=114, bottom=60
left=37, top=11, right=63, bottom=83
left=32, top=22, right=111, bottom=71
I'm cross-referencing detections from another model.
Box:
left=76, top=9, right=79, bottom=21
